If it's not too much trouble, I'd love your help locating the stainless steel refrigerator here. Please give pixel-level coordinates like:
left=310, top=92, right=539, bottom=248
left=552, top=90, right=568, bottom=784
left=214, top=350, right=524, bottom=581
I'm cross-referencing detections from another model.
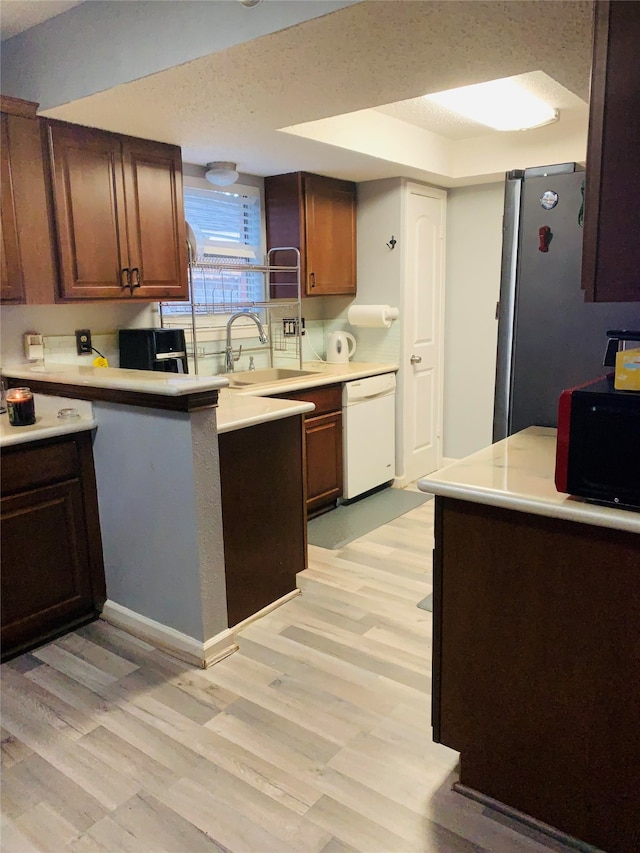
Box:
left=493, top=163, right=640, bottom=441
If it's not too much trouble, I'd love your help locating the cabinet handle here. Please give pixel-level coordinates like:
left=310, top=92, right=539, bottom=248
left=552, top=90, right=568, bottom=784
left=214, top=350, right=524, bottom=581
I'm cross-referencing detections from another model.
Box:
left=310, top=272, right=315, bottom=288
left=130, top=268, right=141, bottom=292
left=120, top=268, right=131, bottom=290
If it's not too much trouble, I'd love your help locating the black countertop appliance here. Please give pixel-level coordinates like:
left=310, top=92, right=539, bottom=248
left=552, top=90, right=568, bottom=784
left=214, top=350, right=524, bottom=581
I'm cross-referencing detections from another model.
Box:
left=119, top=328, right=188, bottom=373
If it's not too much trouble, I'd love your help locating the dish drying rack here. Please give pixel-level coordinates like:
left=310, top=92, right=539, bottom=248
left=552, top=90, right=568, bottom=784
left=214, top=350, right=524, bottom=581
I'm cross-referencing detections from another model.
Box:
left=159, top=247, right=302, bottom=375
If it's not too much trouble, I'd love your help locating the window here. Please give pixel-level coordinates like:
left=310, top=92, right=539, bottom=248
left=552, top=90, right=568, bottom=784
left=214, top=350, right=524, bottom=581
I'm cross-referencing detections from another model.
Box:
left=163, top=178, right=264, bottom=314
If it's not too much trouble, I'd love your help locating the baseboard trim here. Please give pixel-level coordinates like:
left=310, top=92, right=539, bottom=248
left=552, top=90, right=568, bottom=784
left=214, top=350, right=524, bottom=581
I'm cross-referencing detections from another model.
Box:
left=100, top=601, right=238, bottom=669
left=100, top=590, right=300, bottom=669
left=453, top=784, right=604, bottom=853
left=230, top=589, right=300, bottom=633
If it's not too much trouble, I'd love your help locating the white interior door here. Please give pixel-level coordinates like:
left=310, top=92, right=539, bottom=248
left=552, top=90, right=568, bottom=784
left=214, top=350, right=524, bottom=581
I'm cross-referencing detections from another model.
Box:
left=401, top=183, right=446, bottom=482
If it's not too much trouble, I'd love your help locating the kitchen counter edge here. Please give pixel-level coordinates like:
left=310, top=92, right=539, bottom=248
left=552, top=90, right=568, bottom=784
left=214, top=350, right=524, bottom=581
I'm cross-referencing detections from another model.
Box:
left=418, top=426, right=640, bottom=534
left=1, top=395, right=96, bottom=448
left=227, top=362, right=398, bottom=397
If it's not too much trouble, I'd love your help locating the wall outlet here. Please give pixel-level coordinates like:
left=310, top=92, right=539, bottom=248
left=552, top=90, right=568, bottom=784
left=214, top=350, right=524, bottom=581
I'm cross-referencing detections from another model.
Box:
left=282, top=318, right=305, bottom=336
left=76, top=329, right=92, bottom=355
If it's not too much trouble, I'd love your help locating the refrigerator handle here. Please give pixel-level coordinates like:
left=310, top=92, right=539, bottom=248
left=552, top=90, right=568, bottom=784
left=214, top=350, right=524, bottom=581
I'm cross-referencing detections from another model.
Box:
left=493, top=174, right=523, bottom=441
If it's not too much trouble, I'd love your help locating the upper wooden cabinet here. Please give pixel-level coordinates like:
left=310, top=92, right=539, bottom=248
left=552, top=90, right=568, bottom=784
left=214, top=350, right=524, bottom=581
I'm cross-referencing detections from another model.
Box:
left=0, top=114, right=24, bottom=303
left=581, top=0, right=640, bottom=303
left=265, top=171, right=357, bottom=298
left=47, top=121, right=188, bottom=301
left=0, top=96, right=58, bottom=305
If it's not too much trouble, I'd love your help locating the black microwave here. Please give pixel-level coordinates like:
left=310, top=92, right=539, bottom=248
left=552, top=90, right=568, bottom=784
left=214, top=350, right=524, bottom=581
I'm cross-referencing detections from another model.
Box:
left=555, top=375, right=640, bottom=510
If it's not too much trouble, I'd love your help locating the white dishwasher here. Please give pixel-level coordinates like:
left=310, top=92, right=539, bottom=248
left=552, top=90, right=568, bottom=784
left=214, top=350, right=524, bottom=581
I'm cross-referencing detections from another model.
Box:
left=342, top=373, right=396, bottom=500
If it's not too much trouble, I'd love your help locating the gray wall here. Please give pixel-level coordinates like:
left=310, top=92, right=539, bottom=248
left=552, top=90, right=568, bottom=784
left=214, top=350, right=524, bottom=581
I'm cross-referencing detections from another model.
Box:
left=1, top=0, right=359, bottom=106
left=443, top=182, right=504, bottom=459
left=92, top=402, right=227, bottom=641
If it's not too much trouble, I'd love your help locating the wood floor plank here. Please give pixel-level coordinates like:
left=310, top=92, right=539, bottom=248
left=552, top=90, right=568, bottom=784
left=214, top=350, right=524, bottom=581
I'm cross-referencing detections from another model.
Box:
left=1, top=814, right=45, bottom=853
left=313, top=765, right=441, bottom=846
left=0, top=753, right=108, bottom=829
left=206, top=653, right=376, bottom=747
left=236, top=628, right=424, bottom=709
left=280, top=625, right=430, bottom=691
left=305, top=794, right=422, bottom=853
left=154, top=777, right=300, bottom=853
left=184, top=759, right=332, bottom=852
left=74, top=726, right=178, bottom=797
left=1, top=726, right=35, bottom=769
left=14, top=801, right=81, bottom=853
left=2, top=666, right=100, bottom=738
left=212, top=696, right=342, bottom=764
left=85, top=814, right=167, bottom=853
left=97, top=792, right=224, bottom=853
left=32, top=645, right=119, bottom=691
left=54, top=633, right=140, bottom=680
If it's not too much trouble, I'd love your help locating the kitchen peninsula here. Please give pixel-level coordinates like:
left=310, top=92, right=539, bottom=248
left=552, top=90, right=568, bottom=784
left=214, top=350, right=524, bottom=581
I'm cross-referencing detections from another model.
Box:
left=2, top=360, right=397, bottom=667
left=1, top=364, right=309, bottom=667
left=419, top=427, right=640, bottom=853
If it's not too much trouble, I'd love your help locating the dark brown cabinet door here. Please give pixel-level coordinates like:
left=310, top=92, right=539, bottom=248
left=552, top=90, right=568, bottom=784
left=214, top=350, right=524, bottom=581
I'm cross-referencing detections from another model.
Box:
left=48, top=121, right=129, bottom=299
left=121, top=137, right=187, bottom=299
left=48, top=121, right=188, bottom=301
left=305, top=410, right=343, bottom=515
left=582, top=0, right=640, bottom=302
left=0, top=100, right=58, bottom=305
left=1, top=432, right=106, bottom=661
left=272, top=383, right=344, bottom=516
left=303, top=173, right=357, bottom=296
left=219, top=416, right=306, bottom=627
left=265, top=171, right=356, bottom=298
left=0, top=113, right=25, bottom=303
left=1, top=479, right=95, bottom=655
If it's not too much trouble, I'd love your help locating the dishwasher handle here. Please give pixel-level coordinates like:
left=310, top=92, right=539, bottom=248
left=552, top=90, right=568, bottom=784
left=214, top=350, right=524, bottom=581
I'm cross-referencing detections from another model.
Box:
left=342, top=373, right=396, bottom=404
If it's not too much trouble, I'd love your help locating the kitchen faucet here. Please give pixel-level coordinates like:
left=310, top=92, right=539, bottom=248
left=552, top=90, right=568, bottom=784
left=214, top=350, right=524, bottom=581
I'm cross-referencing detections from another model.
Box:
left=225, top=311, right=268, bottom=372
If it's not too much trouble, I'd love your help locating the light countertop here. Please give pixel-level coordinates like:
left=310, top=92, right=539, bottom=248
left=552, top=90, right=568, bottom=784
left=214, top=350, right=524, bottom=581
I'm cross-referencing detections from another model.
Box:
left=1, top=363, right=229, bottom=396
left=216, top=389, right=314, bottom=433
left=418, top=427, right=640, bottom=534
left=1, top=361, right=396, bottom=398
left=1, top=394, right=96, bottom=448
left=1, top=361, right=397, bottom=434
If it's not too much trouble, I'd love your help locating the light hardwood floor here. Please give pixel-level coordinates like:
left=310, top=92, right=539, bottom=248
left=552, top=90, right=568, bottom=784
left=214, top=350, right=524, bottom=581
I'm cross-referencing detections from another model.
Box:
left=2, top=498, right=580, bottom=852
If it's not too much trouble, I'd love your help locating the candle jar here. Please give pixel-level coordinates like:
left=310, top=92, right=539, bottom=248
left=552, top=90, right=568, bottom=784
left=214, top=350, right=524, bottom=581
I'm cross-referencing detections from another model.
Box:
left=6, top=387, right=36, bottom=427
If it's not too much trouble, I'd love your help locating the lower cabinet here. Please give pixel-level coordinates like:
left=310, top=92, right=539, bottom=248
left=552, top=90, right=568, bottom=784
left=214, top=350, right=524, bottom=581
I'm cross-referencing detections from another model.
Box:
left=273, top=384, right=343, bottom=517
left=1, top=432, right=106, bottom=661
left=433, top=496, right=640, bottom=853
left=218, top=415, right=307, bottom=627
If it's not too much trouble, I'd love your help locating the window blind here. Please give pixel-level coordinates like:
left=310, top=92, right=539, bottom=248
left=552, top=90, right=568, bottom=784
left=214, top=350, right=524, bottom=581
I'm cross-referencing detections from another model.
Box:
left=165, top=185, right=263, bottom=313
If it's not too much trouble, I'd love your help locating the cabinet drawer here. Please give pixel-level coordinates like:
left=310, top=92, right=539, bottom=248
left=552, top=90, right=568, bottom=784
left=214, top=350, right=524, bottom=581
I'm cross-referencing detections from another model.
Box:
left=276, top=383, right=342, bottom=416
left=1, top=439, right=79, bottom=496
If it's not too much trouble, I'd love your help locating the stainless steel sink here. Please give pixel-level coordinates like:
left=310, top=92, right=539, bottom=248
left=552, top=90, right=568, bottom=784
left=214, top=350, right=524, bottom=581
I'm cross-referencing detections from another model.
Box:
left=225, top=367, right=320, bottom=387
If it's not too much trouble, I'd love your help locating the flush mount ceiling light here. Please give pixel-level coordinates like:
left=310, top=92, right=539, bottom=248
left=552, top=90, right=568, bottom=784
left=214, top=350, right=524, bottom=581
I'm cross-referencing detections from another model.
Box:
left=425, top=77, right=559, bottom=131
left=205, top=161, right=240, bottom=186
left=238, top=0, right=263, bottom=6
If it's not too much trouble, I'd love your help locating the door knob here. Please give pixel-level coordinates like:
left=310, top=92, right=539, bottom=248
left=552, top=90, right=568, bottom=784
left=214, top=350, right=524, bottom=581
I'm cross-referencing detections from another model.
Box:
left=410, top=354, right=422, bottom=364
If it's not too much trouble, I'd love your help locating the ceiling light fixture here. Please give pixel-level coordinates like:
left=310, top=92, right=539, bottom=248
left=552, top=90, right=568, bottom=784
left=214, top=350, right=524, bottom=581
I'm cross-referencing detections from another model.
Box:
left=425, top=77, right=559, bottom=131
left=205, top=161, right=240, bottom=186
left=238, top=0, right=263, bottom=7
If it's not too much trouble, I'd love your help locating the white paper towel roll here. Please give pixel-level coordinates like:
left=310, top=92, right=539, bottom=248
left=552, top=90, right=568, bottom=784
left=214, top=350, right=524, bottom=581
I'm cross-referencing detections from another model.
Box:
left=347, top=304, right=399, bottom=328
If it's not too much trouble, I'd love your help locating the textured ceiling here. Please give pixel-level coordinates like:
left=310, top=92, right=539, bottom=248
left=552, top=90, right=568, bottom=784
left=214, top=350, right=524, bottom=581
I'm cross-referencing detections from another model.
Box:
left=374, top=71, right=589, bottom=140
left=40, top=0, right=594, bottom=184
left=0, top=0, right=83, bottom=41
